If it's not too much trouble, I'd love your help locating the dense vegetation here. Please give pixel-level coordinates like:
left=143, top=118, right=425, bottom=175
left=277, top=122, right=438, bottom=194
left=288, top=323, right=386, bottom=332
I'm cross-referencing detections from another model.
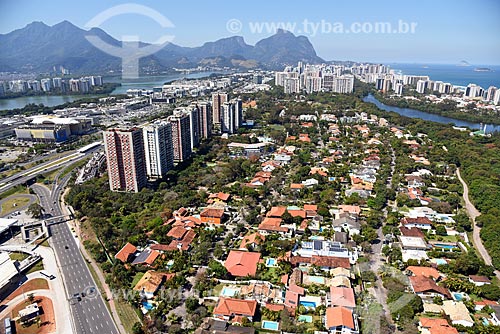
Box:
left=374, top=91, right=500, bottom=125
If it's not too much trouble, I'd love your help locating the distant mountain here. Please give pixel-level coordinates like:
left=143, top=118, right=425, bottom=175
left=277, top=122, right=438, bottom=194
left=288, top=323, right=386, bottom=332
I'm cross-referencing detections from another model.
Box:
left=251, top=29, right=324, bottom=68
left=0, top=21, right=325, bottom=74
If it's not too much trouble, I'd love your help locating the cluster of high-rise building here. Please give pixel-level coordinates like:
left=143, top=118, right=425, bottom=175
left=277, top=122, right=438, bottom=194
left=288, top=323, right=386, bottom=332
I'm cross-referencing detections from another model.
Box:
left=211, top=92, right=243, bottom=134
left=353, top=64, right=500, bottom=104
left=275, top=62, right=355, bottom=94
left=104, top=93, right=244, bottom=192
left=0, top=76, right=103, bottom=95
left=463, top=84, right=500, bottom=104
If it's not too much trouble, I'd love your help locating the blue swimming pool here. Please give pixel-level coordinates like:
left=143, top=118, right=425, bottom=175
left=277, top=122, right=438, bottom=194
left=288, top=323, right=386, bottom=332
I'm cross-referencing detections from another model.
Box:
left=435, top=259, right=448, bottom=265
left=308, top=276, right=325, bottom=284
left=266, top=258, right=277, bottom=267
left=221, top=287, right=239, bottom=297
left=142, top=301, right=153, bottom=310
left=298, top=315, right=313, bottom=323
left=262, top=320, right=279, bottom=330
left=453, top=292, right=465, bottom=301
left=434, top=243, right=456, bottom=250
left=300, top=301, right=317, bottom=308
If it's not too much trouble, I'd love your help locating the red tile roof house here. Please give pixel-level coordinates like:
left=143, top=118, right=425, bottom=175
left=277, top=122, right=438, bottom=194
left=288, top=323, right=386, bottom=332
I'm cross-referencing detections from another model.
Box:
left=468, top=275, right=491, bottom=286
left=290, top=256, right=351, bottom=271
left=409, top=275, right=451, bottom=300
left=257, top=217, right=291, bottom=237
left=239, top=232, right=265, bottom=250
left=474, top=299, right=498, bottom=311
left=284, top=290, right=300, bottom=313
left=303, top=204, right=318, bottom=217
left=401, top=217, right=433, bottom=230
left=266, top=206, right=287, bottom=218
left=114, top=242, right=137, bottom=263
left=399, top=226, right=426, bottom=238
left=325, top=306, right=359, bottom=334
left=213, top=297, right=258, bottom=322
left=151, top=228, right=197, bottom=252
left=208, top=192, right=231, bottom=204
left=418, top=317, right=458, bottom=334
left=406, top=266, right=442, bottom=281
left=224, top=251, right=261, bottom=277
left=200, top=207, right=225, bottom=225
left=329, top=287, right=356, bottom=309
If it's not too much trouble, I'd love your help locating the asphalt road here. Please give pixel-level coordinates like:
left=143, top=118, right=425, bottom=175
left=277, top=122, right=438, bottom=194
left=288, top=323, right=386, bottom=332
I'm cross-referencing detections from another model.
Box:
left=0, top=145, right=101, bottom=194
left=456, top=168, right=500, bottom=280
left=32, top=183, right=119, bottom=334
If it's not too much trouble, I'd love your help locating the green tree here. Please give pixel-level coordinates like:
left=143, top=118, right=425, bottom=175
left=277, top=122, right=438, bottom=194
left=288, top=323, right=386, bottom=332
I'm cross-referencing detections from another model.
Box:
left=481, top=284, right=500, bottom=301
left=132, top=322, right=144, bottom=334
left=435, top=225, right=447, bottom=236
left=208, top=260, right=228, bottom=279
left=27, top=203, right=44, bottom=219
left=185, top=296, right=200, bottom=313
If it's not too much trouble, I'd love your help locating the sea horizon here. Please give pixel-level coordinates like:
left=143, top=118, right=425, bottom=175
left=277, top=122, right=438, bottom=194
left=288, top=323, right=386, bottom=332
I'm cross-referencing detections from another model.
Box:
left=384, top=62, right=500, bottom=89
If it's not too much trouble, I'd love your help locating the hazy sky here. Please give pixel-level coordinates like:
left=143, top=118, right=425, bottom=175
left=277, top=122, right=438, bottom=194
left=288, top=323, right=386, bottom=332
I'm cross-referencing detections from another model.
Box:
left=1, top=0, right=499, bottom=64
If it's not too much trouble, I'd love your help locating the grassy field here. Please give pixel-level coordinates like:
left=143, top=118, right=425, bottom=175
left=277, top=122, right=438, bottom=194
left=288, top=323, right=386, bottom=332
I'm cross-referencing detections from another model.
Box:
left=1, top=196, right=31, bottom=215
left=86, top=259, right=110, bottom=309
left=115, top=298, right=141, bottom=334
left=9, top=252, right=29, bottom=262
left=429, top=234, right=458, bottom=243
left=0, top=185, right=28, bottom=201
left=26, top=259, right=44, bottom=275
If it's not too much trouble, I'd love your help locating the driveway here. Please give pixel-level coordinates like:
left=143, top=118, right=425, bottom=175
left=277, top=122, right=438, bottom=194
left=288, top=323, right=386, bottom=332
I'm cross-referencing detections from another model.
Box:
left=456, top=168, right=500, bottom=280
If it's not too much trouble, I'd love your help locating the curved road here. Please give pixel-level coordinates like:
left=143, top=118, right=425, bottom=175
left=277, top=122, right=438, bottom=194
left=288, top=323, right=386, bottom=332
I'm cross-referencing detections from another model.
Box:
left=0, top=194, right=37, bottom=217
left=456, top=168, right=500, bottom=279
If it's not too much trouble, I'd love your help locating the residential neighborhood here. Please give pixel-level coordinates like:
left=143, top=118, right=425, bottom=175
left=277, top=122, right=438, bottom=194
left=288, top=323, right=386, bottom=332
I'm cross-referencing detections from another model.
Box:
left=96, top=90, right=500, bottom=334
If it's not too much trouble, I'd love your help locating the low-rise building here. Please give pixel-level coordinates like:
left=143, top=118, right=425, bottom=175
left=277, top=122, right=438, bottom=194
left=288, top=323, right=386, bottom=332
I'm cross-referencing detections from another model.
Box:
left=441, top=300, right=474, bottom=327
left=224, top=251, right=261, bottom=277
left=213, top=297, right=258, bottom=322
left=325, top=306, right=358, bottom=334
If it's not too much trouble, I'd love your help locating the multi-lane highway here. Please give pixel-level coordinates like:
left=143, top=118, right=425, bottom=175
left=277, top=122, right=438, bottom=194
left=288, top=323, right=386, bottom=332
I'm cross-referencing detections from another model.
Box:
left=0, top=143, right=101, bottom=194
left=32, top=181, right=119, bottom=334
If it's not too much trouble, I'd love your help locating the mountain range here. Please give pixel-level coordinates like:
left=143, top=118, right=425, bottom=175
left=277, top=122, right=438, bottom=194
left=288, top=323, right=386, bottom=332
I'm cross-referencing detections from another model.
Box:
left=0, top=21, right=324, bottom=74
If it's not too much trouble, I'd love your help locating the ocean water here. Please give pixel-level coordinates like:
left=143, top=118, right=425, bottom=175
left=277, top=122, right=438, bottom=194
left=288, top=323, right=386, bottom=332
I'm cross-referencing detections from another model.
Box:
left=386, top=63, right=500, bottom=88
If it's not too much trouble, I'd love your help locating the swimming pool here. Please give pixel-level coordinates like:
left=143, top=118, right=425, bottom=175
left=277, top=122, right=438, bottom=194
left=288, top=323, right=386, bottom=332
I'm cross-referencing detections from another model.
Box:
left=308, top=276, right=325, bottom=284
left=262, top=320, right=279, bottom=330
left=434, top=259, right=448, bottom=265
left=221, top=287, right=239, bottom=297
left=266, top=258, right=277, bottom=267
left=434, top=243, right=456, bottom=250
left=298, top=315, right=313, bottom=323
left=300, top=301, right=317, bottom=308
left=142, top=301, right=153, bottom=311
left=453, top=292, right=466, bottom=301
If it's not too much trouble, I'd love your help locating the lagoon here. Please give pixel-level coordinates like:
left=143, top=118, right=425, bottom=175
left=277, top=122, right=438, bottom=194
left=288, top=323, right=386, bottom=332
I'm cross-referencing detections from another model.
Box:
left=363, top=94, right=500, bottom=133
